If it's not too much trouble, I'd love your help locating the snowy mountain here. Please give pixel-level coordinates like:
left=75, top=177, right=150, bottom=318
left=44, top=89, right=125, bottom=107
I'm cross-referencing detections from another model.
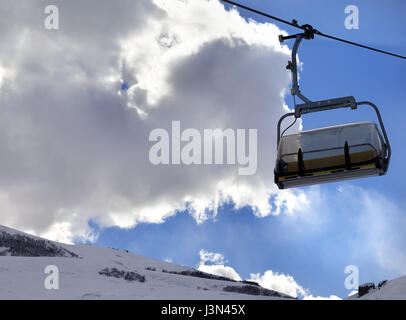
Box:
left=347, top=276, right=406, bottom=300
left=0, top=225, right=294, bottom=300
left=2, top=225, right=405, bottom=300
left=0, top=225, right=78, bottom=258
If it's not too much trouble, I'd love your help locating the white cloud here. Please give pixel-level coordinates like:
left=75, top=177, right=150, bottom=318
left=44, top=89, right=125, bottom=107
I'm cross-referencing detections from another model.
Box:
left=289, top=184, right=406, bottom=277
left=0, top=0, right=303, bottom=242
left=268, top=183, right=406, bottom=279
left=197, top=249, right=241, bottom=281
left=248, top=270, right=343, bottom=299
left=248, top=270, right=307, bottom=298
left=198, top=264, right=242, bottom=281
left=0, top=65, right=6, bottom=89
left=197, top=249, right=340, bottom=299
left=269, top=183, right=406, bottom=288
left=199, top=249, right=227, bottom=266
left=345, top=185, right=406, bottom=276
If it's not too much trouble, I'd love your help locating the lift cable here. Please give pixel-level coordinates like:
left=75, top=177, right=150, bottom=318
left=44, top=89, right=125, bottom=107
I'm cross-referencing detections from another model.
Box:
left=221, top=0, right=406, bottom=60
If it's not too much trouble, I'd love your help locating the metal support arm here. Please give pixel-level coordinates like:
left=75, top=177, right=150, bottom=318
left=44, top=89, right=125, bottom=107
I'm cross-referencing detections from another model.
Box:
left=357, top=101, right=391, bottom=170
left=279, top=25, right=317, bottom=108
left=294, top=96, right=357, bottom=118
left=289, top=34, right=311, bottom=105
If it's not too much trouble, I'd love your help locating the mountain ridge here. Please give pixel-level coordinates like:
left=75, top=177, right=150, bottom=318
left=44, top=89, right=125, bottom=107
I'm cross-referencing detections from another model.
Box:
left=1, top=224, right=405, bottom=300
left=0, top=224, right=294, bottom=300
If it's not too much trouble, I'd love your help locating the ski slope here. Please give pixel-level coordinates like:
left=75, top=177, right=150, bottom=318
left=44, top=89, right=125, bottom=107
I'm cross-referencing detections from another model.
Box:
left=2, top=225, right=405, bottom=300
left=0, top=225, right=293, bottom=300
left=347, top=275, right=406, bottom=300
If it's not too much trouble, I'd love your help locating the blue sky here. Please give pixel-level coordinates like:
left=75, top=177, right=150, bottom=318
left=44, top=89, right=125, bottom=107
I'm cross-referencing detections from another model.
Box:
left=73, top=0, right=406, bottom=298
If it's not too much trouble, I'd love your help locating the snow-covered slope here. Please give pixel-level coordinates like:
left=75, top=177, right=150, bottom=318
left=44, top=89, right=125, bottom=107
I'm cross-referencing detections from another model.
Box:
left=0, top=225, right=293, bottom=300
left=347, top=276, right=406, bottom=300
left=0, top=225, right=78, bottom=258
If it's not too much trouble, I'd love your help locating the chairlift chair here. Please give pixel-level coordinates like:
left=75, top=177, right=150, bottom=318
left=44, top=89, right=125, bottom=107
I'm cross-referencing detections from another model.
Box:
left=274, top=26, right=391, bottom=189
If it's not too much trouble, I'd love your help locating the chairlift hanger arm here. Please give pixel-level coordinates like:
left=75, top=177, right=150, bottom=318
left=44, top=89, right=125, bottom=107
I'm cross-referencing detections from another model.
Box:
left=277, top=28, right=361, bottom=146
left=279, top=26, right=320, bottom=109
left=279, top=29, right=360, bottom=118
left=280, top=29, right=315, bottom=106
